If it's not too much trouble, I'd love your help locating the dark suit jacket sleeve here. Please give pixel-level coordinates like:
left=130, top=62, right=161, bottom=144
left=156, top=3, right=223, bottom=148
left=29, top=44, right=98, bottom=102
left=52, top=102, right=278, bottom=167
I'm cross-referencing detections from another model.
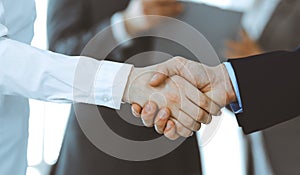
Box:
left=228, top=48, right=300, bottom=134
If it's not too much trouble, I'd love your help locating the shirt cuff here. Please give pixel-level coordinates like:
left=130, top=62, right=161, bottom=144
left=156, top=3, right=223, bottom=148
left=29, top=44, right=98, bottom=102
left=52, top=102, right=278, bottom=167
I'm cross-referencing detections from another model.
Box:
left=111, top=12, right=132, bottom=46
left=223, top=62, right=243, bottom=114
left=94, top=61, right=133, bottom=109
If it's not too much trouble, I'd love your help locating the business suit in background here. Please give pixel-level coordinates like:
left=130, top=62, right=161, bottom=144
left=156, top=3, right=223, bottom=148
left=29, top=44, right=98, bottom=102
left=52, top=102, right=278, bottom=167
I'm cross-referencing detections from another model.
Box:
left=47, top=0, right=202, bottom=174
left=227, top=1, right=300, bottom=174
left=257, top=1, right=300, bottom=174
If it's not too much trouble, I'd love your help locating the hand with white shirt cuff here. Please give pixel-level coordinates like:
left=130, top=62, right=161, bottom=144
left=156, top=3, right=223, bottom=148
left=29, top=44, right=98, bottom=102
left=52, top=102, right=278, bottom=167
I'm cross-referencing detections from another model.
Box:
left=130, top=57, right=240, bottom=140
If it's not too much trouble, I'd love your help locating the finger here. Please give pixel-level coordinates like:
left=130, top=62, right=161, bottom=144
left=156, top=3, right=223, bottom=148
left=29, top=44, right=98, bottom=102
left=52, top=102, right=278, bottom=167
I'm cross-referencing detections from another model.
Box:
left=176, top=110, right=201, bottom=131
left=150, top=56, right=188, bottom=87
left=171, top=118, right=193, bottom=138
left=141, top=101, right=158, bottom=127
left=188, top=93, right=222, bottom=117
left=184, top=84, right=222, bottom=116
left=164, top=120, right=180, bottom=140
left=131, top=103, right=142, bottom=118
left=154, top=107, right=171, bottom=134
left=181, top=97, right=213, bottom=124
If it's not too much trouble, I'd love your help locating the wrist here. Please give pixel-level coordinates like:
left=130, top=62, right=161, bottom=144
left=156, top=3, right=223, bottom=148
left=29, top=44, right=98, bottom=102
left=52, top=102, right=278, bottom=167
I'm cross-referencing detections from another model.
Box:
left=220, top=64, right=237, bottom=104
left=122, top=67, right=134, bottom=103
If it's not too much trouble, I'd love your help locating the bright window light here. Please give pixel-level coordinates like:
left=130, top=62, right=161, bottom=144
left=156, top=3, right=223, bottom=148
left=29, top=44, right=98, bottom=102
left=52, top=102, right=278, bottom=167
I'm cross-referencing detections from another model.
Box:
left=26, top=167, right=41, bottom=175
left=28, top=0, right=71, bottom=174
left=44, top=103, right=70, bottom=165
left=27, top=100, right=45, bottom=166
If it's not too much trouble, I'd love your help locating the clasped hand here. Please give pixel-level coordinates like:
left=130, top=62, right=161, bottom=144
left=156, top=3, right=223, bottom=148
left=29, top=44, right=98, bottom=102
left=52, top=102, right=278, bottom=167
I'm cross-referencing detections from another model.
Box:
left=123, top=57, right=237, bottom=140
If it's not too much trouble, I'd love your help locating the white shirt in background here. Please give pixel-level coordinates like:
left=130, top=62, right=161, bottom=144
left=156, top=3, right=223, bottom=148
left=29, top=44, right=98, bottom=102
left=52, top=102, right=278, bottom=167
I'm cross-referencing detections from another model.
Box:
left=242, top=0, right=280, bottom=40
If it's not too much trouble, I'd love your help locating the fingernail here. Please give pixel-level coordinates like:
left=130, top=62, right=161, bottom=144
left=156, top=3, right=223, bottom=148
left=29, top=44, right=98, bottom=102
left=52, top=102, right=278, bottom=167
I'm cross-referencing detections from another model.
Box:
left=132, top=110, right=140, bottom=118
left=165, top=122, right=172, bottom=131
left=217, top=111, right=222, bottom=116
left=158, top=110, right=167, bottom=119
left=150, top=74, right=159, bottom=83
left=131, top=106, right=139, bottom=115
left=206, top=116, right=212, bottom=124
left=145, top=103, right=153, bottom=113
left=190, top=132, right=194, bottom=136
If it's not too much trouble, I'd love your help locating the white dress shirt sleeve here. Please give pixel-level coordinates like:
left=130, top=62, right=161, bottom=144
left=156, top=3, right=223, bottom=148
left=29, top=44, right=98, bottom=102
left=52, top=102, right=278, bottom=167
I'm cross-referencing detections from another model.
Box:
left=0, top=38, right=132, bottom=109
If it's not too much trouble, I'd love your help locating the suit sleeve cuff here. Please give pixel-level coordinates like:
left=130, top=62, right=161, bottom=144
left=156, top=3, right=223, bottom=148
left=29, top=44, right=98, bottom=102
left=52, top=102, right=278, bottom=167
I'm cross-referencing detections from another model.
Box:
left=94, top=61, right=133, bottom=109
left=223, top=62, right=243, bottom=114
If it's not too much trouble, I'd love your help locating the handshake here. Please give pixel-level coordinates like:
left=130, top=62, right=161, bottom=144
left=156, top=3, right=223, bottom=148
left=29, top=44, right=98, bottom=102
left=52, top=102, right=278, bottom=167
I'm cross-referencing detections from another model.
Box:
left=122, top=56, right=237, bottom=140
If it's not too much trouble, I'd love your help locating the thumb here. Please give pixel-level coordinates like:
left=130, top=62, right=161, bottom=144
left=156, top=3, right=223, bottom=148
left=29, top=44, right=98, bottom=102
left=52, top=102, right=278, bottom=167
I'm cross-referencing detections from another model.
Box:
left=149, top=57, right=188, bottom=87
left=149, top=72, right=168, bottom=87
left=131, top=103, right=142, bottom=118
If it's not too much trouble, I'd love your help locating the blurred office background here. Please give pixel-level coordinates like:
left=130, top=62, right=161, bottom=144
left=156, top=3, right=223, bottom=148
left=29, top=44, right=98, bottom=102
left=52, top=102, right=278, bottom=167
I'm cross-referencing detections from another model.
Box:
left=27, top=0, right=299, bottom=175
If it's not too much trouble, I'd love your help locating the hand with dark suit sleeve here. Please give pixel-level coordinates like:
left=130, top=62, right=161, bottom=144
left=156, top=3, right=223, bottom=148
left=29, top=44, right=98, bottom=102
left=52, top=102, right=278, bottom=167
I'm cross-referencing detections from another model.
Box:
left=229, top=48, right=300, bottom=133
left=132, top=48, right=300, bottom=137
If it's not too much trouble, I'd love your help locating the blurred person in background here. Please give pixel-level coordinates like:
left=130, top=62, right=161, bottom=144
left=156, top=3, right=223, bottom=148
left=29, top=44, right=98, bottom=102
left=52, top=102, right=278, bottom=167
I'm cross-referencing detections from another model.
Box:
left=226, top=0, right=300, bottom=174
left=48, top=0, right=203, bottom=175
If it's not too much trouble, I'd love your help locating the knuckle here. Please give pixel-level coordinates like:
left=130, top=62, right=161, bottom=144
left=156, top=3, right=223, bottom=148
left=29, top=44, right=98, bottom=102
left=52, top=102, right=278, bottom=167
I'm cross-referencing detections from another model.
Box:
left=205, top=115, right=212, bottom=124
left=176, top=124, right=185, bottom=134
left=170, top=75, right=183, bottom=85
left=173, top=56, right=185, bottom=63
left=187, top=121, right=195, bottom=130
left=183, top=118, right=195, bottom=130
left=196, top=111, right=205, bottom=122
left=166, top=92, right=180, bottom=104
left=155, top=120, right=165, bottom=130
left=154, top=124, right=164, bottom=134
left=176, top=126, right=189, bottom=137
left=194, top=122, right=201, bottom=131
left=192, top=106, right=201, bottom=119
left=199, top=98, right=209, bottom=108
